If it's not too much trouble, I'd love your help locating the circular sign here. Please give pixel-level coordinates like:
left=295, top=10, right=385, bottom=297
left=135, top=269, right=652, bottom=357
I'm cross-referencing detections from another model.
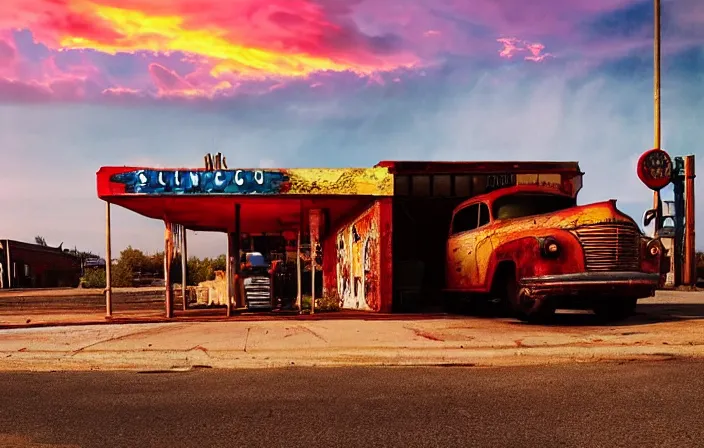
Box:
left=637, top=148, right=672, bottom=191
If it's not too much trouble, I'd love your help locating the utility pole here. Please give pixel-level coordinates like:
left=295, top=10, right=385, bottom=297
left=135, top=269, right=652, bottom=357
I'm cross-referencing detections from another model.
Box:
left=652, top=0, right=663, bottom=234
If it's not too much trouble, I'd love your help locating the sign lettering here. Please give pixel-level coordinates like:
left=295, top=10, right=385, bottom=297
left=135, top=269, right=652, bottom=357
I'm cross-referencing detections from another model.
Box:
left=110, top=169, right=289, bottom=195
left=486, top=174, right=516, bottom=191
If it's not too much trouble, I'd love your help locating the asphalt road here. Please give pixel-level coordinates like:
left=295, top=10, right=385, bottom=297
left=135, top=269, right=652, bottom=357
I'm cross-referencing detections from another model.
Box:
left=1, top=362, right=702, bottom=448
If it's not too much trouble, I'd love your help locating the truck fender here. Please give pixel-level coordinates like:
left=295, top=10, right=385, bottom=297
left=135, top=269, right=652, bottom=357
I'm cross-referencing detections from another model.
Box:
left=486, top=237, right=542, bottom=291
left=487, top=232, right=585, bottom=291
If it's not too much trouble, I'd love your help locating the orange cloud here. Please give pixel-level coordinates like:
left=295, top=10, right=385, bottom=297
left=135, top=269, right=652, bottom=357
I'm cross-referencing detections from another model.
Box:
left=2, top=0, right=418, bottom=83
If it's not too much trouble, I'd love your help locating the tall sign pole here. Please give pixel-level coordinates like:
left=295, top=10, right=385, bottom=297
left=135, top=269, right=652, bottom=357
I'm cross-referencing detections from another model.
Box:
left=684, top=155, right=696, bottom=286
left=652, top=0, right=663, bottom=233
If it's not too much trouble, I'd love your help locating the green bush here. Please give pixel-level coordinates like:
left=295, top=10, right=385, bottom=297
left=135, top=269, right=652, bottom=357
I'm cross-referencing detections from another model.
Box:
left=112, top=261, right=135, bottom=287
left=79, top=248, right=232, bottom=288
left=187, top=256, right=216, bottom=285
left=301, top=293, right=340, bottom=312
left=317, top=292, right=341, bottom=312
left=80, top=268, right=106, bottom=289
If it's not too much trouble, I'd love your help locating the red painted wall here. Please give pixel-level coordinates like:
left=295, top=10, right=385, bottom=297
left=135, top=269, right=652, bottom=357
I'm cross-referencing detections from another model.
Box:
left=322, top=199, right=393, bottom=312
left=377, top=198, right=393, bottom=313
left=3, top=241, right=81, bottom=288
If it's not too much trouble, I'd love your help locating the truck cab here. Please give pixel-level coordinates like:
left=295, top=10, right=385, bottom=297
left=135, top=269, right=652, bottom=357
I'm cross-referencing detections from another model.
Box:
left=445, top=184, right=665, bottom=321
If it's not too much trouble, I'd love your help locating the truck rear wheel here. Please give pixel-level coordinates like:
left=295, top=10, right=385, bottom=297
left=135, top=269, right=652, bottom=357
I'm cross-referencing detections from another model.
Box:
left=593, top=298, right=637, bottom=322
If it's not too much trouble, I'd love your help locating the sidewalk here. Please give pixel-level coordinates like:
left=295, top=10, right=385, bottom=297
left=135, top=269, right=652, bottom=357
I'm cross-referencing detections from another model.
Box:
left=2, top=293, right=704, bottom=371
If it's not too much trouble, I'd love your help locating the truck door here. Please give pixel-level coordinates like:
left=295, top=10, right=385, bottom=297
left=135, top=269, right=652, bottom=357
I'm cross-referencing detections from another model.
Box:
left=447, top=202, right=493, bottom=290
left=447, top=203, right=480, bottom=290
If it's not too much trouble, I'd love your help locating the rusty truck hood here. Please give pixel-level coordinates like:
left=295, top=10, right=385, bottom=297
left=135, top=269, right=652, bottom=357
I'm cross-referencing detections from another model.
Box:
left=494, top=199, right=639, bottom=232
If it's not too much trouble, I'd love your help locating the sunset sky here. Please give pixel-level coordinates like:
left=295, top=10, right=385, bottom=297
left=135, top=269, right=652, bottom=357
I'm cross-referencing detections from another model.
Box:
left=1, top=0, right=703, bottom=257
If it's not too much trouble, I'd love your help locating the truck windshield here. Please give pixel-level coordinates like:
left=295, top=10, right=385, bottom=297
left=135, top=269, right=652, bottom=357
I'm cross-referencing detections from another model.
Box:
left=492, top=194, right=576, bottom=220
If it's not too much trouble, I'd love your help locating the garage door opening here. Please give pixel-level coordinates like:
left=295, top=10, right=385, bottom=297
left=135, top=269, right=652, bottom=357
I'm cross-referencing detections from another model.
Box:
left=392, top=196, right=465, bottom=312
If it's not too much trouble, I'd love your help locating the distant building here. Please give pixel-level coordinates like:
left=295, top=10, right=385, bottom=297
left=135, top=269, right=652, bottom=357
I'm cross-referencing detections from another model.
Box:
left=0, top=239, right=82, bottom=289
left=83, top=258, right=107, bottom=270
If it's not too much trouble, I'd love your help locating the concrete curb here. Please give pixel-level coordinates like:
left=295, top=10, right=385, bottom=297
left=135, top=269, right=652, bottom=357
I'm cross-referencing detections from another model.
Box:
left=2, top=343, right=701, bottom=372
left=0, top=312, right=453, bottom=330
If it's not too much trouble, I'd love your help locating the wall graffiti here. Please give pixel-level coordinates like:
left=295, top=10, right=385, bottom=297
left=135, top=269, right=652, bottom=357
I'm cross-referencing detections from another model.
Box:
left=104, top=167, right=394, bottom=196
left=110, top=169, right=289, bottom=194
left=336, top=202, right=380, bottom=311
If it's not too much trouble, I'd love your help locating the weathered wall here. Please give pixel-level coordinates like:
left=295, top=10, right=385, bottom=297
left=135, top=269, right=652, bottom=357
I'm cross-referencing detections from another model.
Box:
left=323, top=200, right=392, bottom=312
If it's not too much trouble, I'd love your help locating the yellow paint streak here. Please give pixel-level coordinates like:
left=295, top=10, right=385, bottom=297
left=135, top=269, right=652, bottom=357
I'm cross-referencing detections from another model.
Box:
left=286, top=168, right=393, bottom=196
left=494, top=202, right=627, bottom=235
left=57, top=4, right=387, bottom=79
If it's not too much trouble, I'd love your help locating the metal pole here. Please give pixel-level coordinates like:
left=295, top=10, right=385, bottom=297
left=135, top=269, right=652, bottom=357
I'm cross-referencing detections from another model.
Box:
left=181, top=226, right=188, bottom=311
left=295, top=229, right=302, bottom=311
left=164, top=222, right=173, bottom=318
left=309, top=209, right=316, bottom=315
left=310, top=251, right=316, bottom=315
left=226, top=232, right=232, bottom=316
left=652, top=0, right=663, bottom=233
left=653, top=0, right=661, bottom=150
left=296, top=202, right=303, bottom=312
left=105, top=202, right=112, bottom=318
left=4, top=239, right=11, bottom=289
left=684, top=155, right=696, bottom=286
left=234, top=203, right=242, bottom=308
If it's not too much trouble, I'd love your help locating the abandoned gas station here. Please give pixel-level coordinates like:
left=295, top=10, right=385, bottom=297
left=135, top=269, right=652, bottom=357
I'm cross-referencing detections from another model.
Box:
left=97, top=156, right=590, bottom=318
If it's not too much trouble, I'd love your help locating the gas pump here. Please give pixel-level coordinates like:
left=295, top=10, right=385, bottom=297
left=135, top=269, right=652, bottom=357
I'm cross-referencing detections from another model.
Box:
left=641, top=155, right=695, bottom=287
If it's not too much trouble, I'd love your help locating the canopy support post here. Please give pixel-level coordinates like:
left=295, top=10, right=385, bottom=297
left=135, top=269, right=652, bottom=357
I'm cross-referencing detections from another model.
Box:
left=234, top=203, right=242, bottom=308
left=226, top=232, right=232, bottom=316
left=164, top=221, right=174, bottom=318
left=104, top=202, right=112, bottom=318
left=181, top=226, right=188, bottom=311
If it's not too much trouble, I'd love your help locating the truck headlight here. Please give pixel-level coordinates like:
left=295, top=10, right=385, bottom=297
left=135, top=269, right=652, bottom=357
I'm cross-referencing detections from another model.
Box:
left=540, top=237, right=560, bottom=257
left=646, top=239, right=662, bottom=257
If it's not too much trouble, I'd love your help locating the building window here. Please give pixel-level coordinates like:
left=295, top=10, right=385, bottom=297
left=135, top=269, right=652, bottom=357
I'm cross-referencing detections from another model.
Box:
left=472, top=175, right=487, bottom=195
left=24, top=264, right=30, bottom=277
left=411, top=175, right=431, bottom=196
left=433, top=175, right=451, bottom=197
left=394, top=175, right=409, bottom=196
left=454, top=175, right=471, bottom=197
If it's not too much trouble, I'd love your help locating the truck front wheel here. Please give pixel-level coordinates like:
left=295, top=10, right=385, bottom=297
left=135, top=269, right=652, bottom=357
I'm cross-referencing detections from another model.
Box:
left=504, top=271, right=555, bottom=323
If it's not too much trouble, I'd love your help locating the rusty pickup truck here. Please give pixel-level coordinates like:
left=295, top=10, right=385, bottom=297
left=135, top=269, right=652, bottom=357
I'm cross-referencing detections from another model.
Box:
left=445, top=183, right=666, bottom=321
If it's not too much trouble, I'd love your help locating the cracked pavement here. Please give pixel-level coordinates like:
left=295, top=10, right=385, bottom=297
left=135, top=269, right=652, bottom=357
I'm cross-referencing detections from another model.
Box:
left=0, top=290, right=703, bottom=371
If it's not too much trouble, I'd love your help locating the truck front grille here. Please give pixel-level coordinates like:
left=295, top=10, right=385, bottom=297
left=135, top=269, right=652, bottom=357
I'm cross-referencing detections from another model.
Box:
left=574, top=223, right=641, bottom=272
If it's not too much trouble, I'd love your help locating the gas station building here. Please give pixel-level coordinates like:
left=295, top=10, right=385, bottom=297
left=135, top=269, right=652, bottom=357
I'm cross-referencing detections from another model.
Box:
left=97, top=160, right=585, bottom=316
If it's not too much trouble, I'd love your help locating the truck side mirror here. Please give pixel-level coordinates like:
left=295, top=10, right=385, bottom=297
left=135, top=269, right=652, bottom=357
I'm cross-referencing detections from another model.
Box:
left=642, top=209, right=657, bottom=228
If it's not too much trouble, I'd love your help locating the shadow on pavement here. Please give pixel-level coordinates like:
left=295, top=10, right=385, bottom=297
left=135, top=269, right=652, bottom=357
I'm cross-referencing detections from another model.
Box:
left=510, top=302, right=704, bottom=327
left=443, top=301, right=704, bottom=328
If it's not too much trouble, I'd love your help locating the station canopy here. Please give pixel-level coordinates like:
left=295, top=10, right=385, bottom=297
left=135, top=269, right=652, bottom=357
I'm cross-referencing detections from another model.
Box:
left=96, top=166, right=394, bottom=233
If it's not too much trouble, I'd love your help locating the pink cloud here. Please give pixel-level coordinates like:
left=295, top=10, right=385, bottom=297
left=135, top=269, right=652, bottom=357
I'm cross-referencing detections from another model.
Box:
left=148, top=63, right=193, bottom=92
left=0, top=0, right=703, bottom=103
left=0, top=39, right=15, bottom=66
left=498, top=37, right=553, bottom=62
left=0, top=39, right=16, bottom=79
left=0, top=78, right=50, bottom=101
